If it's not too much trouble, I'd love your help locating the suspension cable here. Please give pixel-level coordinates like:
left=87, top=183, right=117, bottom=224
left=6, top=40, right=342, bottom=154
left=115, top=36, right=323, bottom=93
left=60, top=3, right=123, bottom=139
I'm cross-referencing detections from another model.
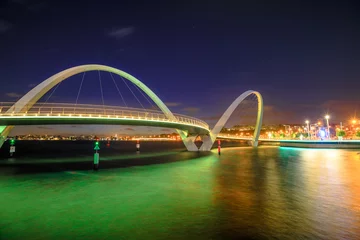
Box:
left=75, top=72, right=85, bottom=105
left=133, top=83, right=156, bottom=109
left=110, top=72, right=127, bottom=107
left=235, top=93, right=257, bottom=126
left=231, top=93, right=259, bottom=130
left=74, top=72, right=86, bottom=112
left=98, top=71, right=105, bottom=114
left=39, top=82, right=62, bottom=111
left=120, top=75, right=144, bottom=109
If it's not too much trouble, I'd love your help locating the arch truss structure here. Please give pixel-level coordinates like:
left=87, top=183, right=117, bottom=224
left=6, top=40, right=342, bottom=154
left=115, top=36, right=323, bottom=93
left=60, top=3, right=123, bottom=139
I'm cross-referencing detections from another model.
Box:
left=0, top=64, right=264, bottom=152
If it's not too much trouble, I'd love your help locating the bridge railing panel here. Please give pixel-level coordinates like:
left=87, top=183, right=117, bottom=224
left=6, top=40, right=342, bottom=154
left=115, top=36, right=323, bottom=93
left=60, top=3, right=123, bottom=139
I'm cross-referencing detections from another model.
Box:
left=0, top=102, right=209, bottom=129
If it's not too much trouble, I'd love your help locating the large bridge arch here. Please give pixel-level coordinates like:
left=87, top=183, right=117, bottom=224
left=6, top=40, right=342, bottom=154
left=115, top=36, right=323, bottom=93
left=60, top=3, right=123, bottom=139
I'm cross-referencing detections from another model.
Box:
left=7, top=64, right=175, bottom=118
left=0, top=64, right=198, bottom=150
left=199, top=90, right=263, bottom=151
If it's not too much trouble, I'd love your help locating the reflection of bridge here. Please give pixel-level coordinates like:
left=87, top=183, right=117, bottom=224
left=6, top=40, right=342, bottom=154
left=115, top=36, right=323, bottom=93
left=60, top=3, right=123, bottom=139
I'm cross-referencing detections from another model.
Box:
left=0, top=64, right=264, bottom=151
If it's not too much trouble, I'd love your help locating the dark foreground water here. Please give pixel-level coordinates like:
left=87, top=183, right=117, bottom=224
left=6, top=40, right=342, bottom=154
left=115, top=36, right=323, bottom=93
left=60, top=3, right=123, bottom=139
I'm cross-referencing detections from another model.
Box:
left=1, top=141, right=360, bottom=239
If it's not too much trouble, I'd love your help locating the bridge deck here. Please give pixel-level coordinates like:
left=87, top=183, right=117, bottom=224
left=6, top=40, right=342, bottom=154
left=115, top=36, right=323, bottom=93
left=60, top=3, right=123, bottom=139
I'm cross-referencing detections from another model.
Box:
left=0, top=102, right=210, bottom=135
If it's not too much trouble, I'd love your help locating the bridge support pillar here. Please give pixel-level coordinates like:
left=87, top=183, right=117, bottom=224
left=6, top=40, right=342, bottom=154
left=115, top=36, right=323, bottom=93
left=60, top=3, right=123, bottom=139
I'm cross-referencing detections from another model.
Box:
left=198, top=134, right=215, bottom=151
left=251, top=140, right=259, bottom=147
left=182, top=136, right=199, bottom=151
left=0, top=126, right=13, bottom=149
left=177, top=130, right=199, bottom=151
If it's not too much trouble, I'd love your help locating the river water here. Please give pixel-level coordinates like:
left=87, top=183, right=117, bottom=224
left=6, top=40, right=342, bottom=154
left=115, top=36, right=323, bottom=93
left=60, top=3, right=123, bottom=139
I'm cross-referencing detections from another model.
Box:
left=1, top=141, right=360, bottom=239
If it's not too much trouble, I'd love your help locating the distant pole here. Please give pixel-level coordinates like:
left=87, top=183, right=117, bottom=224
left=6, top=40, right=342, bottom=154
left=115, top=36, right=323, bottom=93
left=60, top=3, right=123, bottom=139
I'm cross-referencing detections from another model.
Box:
left=325, top=115, right=330, bottom=139
left=94, top=141, right=100, bottom=171
left=218, top=140, right=221, bottom=155
left=9, top=138, right=16, bottom=157
left=305, top=120, right=310, bottom=140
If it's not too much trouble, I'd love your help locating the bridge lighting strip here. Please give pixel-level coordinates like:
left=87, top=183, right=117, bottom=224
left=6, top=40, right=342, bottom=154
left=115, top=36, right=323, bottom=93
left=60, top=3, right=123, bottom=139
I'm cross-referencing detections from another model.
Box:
left=0, top=114, right=209, bottom=128
left=0, top=115, right=210, bottom=132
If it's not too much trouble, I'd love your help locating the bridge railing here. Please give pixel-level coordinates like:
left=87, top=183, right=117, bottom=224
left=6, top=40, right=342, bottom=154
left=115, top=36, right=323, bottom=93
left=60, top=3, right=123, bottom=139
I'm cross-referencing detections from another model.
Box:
left=0, top=102, right=209, bottom=129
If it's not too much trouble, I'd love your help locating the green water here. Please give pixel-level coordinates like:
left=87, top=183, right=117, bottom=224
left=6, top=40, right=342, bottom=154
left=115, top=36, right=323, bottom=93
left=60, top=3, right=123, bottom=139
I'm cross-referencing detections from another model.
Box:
left=1, top=145, right=360, bottom=239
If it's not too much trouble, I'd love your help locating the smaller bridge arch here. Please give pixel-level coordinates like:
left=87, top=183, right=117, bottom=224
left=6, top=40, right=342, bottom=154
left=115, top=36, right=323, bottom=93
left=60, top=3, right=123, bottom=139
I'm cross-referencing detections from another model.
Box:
left=199, top=90, right=263, bottom=151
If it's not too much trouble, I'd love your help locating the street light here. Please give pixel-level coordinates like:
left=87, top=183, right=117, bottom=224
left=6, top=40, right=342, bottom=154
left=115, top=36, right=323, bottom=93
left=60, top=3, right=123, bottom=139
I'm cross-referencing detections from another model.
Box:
left=325, top=115, right=330, bottom=139
left=305, top=120, right=310, bottom=140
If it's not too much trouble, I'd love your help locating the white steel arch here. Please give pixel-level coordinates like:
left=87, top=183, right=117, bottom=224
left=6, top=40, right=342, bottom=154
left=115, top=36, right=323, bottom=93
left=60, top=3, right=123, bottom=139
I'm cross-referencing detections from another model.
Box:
left=199, top=90, right=263, bottom=151
left=0, top=64, right=199, bottom=150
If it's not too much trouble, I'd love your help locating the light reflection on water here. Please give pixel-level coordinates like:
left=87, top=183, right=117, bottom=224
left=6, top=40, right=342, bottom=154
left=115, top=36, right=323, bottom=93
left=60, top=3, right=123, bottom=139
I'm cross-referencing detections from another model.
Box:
left=1, top=145, right=360, bottom=239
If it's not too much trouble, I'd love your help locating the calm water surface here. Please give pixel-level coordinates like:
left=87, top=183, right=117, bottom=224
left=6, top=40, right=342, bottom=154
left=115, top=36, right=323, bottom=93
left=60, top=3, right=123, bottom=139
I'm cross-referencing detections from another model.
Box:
left=1, top=142, right=360, bottom=239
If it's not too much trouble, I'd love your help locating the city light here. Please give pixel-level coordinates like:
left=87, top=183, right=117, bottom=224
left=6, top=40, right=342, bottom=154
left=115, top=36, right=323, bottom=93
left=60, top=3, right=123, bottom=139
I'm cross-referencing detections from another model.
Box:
left=325, top=115, right=330, bottom=139
left=319, top=129, right=326, bottom=139
left=305, top=120, right=310, bottom=140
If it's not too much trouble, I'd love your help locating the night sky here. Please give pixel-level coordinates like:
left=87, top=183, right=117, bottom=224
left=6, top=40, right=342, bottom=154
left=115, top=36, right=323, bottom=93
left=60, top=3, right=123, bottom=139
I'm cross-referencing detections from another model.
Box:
left=1, top=0, right=360, bottom=135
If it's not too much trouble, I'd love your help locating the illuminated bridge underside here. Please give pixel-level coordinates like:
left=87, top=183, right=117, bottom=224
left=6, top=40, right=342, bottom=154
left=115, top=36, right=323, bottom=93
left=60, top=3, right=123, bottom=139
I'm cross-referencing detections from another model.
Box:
left=0, top=103, right=209, bottom=135
left=0, top=117, right=209, bottom=135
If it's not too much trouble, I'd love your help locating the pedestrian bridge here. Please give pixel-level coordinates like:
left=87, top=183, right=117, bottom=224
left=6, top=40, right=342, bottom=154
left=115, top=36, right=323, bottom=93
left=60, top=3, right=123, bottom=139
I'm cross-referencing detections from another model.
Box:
left=0, top=102, right=209, bottom=135
left=0, top=64, right=264, bottom=151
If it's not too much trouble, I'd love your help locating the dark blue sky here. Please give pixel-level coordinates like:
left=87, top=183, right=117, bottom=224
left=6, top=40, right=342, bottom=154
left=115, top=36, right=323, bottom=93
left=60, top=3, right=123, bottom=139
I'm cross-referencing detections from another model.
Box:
left=1, top=0, right=360, bottom=135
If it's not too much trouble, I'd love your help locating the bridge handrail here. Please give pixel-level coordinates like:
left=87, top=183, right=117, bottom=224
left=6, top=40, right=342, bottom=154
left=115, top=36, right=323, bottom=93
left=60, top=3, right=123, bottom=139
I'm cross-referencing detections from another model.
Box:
left=0, top=102, right=164, bottom=113
left=0, top=102, right=209, bottom=129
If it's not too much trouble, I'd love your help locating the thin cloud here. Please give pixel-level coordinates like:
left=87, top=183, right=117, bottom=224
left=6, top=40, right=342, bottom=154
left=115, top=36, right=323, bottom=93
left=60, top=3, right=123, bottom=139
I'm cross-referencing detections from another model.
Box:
left=320, top=100, right=360, bottom=120
left=201, top=115, right=221, bottom=121
left=9, top=0, right=47, bottom=11
left=125, top=127, right=135, bottom=131
left=263, top=105, right=274, bottom=112
left=108, top=27, right=135, bottom=39
left=28, top=83, right=37, bottom=88
left=165, top=102, right=182, bottom=107
left=321, top=100, right=360, bottom=108
left=161, top=128, right=171, bottom=132
left=261, top=105, right=296, bottom=124
left=27, top=2, right=47, bottom=12
left=0, top=20, right=13, bottom=34
left=9, top=0, right=27, bottom=3
left=115, top=48, right=126, bottom=53
left=182, top=107, right=200, bottom=115
left=6, top=92, right=22, bottom=98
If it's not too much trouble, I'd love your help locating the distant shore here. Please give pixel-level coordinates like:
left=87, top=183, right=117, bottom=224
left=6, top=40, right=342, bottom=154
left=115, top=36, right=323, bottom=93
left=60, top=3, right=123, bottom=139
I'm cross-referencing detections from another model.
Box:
left=262, top=140, right=360, bottom=149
